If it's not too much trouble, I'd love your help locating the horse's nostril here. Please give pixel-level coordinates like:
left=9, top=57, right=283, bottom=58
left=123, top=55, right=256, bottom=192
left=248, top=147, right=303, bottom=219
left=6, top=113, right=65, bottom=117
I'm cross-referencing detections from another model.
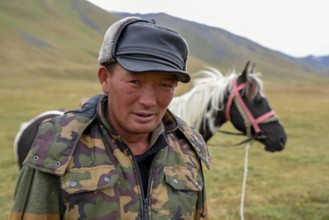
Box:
left=280, top=136, right=287, bottom=146
left=265, top=136, right=287, bottom=152
left=276, top=136, right=287, bottom=151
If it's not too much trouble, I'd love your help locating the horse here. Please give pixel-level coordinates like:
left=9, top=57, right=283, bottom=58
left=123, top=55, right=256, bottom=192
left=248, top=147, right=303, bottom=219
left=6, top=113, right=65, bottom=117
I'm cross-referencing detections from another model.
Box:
left=13, top=62, right=287, bottom=169
left=169, top=61, right=287, bottom=152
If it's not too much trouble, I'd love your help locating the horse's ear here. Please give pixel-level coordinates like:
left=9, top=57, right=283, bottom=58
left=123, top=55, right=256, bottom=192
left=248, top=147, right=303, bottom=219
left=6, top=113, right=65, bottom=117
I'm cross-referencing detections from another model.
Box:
left=237, top=61, right=251, bottom=84
left=250, top=63, right=256, bottom=73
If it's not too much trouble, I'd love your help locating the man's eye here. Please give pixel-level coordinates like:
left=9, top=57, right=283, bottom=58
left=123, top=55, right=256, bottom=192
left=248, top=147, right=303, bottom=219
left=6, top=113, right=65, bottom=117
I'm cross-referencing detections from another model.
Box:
left=130, top=80, right=141, bottom=84
left=160, top=83, right=174, bottom=88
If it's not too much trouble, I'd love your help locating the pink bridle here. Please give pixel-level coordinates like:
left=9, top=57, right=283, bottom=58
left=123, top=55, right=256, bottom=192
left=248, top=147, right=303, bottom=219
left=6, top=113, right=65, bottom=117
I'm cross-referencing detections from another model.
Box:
left=225, top=79, right=276, bottom=135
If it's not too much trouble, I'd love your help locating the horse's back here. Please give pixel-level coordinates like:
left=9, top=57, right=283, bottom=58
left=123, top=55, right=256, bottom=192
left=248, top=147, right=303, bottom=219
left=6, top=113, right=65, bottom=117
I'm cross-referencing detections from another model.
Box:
left=14, top=110, right=64, bottom=169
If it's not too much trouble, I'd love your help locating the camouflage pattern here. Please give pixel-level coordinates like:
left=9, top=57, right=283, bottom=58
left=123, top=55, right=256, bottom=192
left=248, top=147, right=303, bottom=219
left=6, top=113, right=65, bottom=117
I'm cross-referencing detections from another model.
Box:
left=11, top=94, right=211, bottom=220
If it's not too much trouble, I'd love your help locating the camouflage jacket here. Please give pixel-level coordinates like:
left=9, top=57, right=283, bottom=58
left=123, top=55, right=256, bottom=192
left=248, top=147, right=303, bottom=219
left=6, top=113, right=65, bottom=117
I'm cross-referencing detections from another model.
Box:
left=11, top=94, right=211, bottom=220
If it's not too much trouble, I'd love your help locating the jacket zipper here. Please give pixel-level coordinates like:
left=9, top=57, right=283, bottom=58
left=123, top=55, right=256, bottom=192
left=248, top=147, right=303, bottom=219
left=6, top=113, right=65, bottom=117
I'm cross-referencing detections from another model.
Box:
left=144, top=152, right=160, bottom=220
left=122, top=145, right=150, bottom=220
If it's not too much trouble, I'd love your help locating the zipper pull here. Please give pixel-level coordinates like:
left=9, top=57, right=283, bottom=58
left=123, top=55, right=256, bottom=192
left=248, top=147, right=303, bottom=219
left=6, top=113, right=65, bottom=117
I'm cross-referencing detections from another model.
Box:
left=143, top=198, right=149, bottom=219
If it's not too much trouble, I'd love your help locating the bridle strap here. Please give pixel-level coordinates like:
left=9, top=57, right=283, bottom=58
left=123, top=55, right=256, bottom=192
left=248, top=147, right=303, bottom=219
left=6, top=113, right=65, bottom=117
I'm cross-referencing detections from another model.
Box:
left=226, top=81, right=245, bottom=121
left=225, top=79, right=277, bottom=135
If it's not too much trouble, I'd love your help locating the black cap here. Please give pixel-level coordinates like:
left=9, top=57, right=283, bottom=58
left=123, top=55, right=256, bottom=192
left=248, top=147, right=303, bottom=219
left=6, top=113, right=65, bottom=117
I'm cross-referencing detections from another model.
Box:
left=98, top=17, right=190, bottom=83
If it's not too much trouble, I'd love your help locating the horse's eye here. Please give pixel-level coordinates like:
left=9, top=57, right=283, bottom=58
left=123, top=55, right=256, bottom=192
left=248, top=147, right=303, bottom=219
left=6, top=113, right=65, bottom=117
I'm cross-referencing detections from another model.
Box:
left=254, top=95, right=264, bottom=104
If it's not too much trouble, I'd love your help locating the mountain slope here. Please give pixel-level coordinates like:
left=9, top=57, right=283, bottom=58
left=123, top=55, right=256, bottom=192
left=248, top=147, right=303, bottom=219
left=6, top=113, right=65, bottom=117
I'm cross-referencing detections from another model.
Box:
left=0, top=0, right=327, bottom=84
left=0, top=0, right=116, bottom=79
left=300, top=55, right=329, bottom=75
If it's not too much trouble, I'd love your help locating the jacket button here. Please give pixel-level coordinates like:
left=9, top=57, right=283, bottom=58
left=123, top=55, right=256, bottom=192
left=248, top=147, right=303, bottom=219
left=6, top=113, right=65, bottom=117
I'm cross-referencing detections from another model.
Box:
left=70, top=181, right=78, bottom=188
left=194, top=181, right=199, bottom=186
left=104, top=176, right=111, bottom=182
left=55, top=161, right=61, bottom=166
left=33, top=155, right=39, bottom=160
left=173, top=178, right=179, bottom=184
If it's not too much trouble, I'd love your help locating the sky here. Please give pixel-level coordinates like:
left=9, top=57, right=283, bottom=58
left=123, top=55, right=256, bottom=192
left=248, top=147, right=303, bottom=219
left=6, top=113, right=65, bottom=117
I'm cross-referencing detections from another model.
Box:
left=88, top=0, right=329, bottom=58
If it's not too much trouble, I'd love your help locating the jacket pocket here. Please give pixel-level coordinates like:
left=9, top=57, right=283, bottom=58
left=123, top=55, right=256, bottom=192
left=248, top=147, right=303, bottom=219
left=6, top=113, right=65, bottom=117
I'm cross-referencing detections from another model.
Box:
left=61, top=164, right=119, bottom=194
left=164, top=166, right=203, bottom=191
left=153, top=166, right=203, bottom=219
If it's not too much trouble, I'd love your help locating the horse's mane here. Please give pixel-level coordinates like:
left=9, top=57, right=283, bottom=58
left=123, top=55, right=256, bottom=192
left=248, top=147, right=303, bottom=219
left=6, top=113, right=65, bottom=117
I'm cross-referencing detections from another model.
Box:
left=169, top=67, right=263, bottom=130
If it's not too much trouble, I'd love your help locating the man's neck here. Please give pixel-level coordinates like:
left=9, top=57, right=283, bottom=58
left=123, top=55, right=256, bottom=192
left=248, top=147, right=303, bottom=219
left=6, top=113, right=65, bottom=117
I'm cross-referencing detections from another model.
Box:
left=118, top=122, right=165, bottom=156
left=120, top=133, right=151, bottom=156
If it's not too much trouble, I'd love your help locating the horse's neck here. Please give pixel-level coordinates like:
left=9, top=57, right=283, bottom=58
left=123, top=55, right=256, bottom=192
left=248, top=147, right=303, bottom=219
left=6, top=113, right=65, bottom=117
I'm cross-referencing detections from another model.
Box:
left=169, top=72, right=235, bottom=139
left=199, top=105, right=227, bottom=142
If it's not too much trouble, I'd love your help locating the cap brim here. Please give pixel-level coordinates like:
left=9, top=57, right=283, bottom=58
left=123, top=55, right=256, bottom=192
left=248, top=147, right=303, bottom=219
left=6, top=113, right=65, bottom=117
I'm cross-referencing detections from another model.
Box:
left=117, top=57, right=190, bottom=83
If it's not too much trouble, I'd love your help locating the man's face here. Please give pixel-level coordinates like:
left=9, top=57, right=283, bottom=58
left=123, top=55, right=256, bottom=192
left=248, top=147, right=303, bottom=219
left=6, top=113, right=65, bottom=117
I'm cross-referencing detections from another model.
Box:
left=100, top=63, right=178, bottom=137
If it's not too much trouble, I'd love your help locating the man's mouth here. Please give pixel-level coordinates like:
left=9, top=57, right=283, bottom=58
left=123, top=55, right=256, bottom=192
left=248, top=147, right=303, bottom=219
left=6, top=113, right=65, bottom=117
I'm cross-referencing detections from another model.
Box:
left=133, top=112, right=155, bottom=122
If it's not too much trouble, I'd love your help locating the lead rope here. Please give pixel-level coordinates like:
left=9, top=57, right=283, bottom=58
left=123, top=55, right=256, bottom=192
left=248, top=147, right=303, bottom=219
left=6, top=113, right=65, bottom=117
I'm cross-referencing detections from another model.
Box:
left=240, top=122, right=252, bottom=220
left=240, top=140, right=250, bottom=220
left=234, top=95, right=252, bottom=220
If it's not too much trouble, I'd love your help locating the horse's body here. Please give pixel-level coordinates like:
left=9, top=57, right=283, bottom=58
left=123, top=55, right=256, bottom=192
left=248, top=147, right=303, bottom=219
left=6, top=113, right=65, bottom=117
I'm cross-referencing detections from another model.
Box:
left=13, top=110, right=64, bottom=169
left=14, top=62, right=287, bottom=169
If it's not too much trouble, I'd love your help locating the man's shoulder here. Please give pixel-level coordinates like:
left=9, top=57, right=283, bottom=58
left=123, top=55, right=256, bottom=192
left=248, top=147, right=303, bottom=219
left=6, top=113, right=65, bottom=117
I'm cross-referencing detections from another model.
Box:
left=23, top=95, right=103, bottom=175
left=66, top=94, right=103, bottom=118
left=174, top=116, right=212, bottom=169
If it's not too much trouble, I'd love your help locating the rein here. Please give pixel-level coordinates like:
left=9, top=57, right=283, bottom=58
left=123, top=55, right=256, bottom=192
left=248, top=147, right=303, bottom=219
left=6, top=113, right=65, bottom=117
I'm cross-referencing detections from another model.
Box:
left=213, top=130, right=253, bottom=147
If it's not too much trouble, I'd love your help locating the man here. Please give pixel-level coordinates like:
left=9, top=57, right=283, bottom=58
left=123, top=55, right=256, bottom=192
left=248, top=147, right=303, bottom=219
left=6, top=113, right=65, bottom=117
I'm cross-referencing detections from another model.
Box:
left=11, top=16, right=211, bottom=220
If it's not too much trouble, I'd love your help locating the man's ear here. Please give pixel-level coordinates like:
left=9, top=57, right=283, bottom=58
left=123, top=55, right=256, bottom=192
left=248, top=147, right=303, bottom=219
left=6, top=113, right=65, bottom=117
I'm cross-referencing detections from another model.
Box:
left=98, top=66, right=110, bottom=93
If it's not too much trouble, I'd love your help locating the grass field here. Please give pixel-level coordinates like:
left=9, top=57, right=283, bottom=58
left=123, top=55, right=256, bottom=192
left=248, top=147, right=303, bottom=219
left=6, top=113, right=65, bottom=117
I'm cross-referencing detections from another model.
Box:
left=1, top=70, right=329, bottom=220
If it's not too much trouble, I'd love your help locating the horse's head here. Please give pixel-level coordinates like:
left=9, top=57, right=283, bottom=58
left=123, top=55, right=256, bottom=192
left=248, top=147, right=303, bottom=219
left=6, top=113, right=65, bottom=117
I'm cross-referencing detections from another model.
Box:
left=226, top=61, right=287, bottom=152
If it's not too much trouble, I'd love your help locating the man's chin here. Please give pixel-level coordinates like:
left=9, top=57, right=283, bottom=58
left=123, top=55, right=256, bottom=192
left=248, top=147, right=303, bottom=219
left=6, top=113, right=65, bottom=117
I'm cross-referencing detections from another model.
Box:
left=129, top=122, right=158, bottom=134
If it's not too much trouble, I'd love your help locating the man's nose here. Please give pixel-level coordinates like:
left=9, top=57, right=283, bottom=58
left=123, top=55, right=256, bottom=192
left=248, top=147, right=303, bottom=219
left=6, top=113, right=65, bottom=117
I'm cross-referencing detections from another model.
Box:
left=139, top=86, right=156, bottom=107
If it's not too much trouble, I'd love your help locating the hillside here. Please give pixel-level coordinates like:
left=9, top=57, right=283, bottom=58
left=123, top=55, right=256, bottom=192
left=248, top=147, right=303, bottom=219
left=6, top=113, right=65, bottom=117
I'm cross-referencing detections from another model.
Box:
left=0, top=0, right=116, bottom=80
left=1, top=0, right=328, bottom=84
left=300, top=55, right=329, bottom=74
